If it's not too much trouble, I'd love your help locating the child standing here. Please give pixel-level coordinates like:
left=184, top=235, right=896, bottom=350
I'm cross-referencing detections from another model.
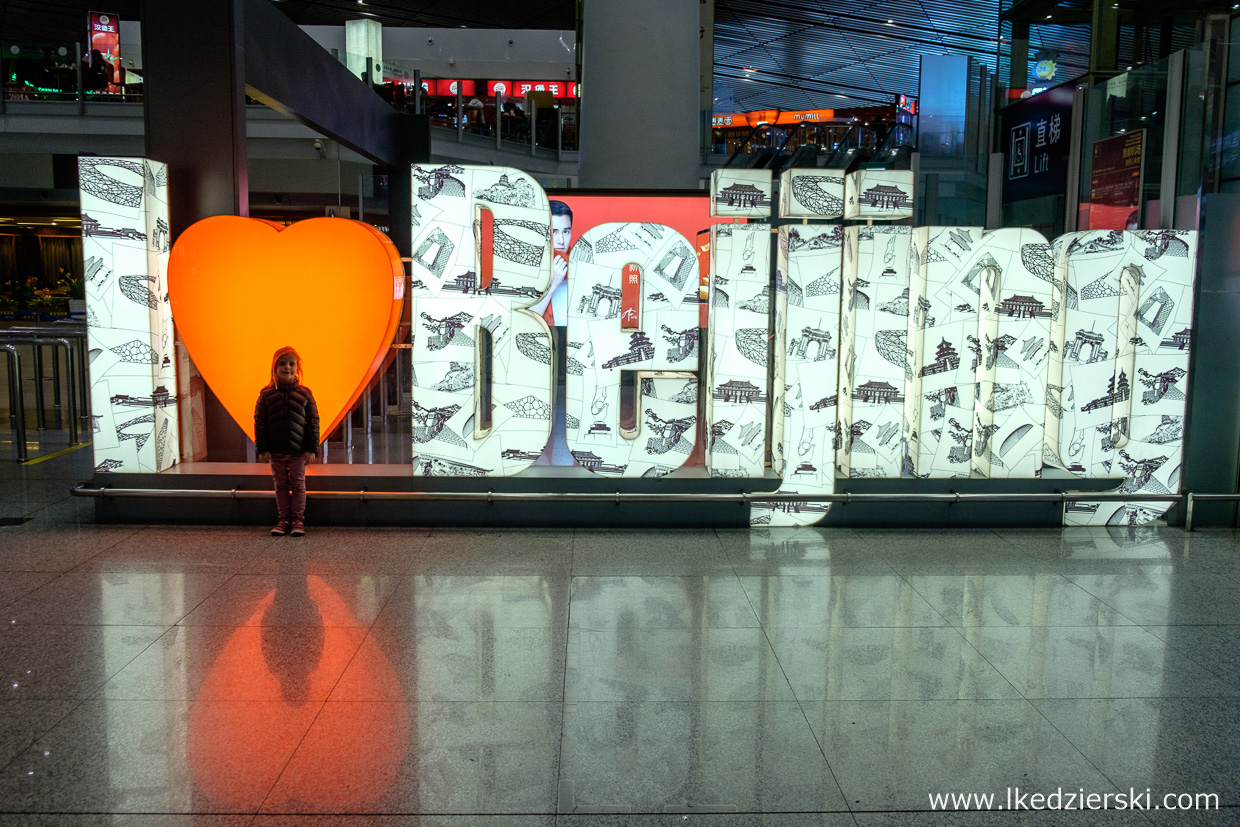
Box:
left=254, top=346, right=321, bottom=536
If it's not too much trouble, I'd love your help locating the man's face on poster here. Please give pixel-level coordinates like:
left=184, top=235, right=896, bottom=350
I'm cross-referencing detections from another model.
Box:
left=551, top=214, right=572, bottom=254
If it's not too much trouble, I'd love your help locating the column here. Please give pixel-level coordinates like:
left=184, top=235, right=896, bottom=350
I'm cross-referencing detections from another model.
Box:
left=578, top=0, right=700, bottom=189
left=142, top=0, right=250, bottom=460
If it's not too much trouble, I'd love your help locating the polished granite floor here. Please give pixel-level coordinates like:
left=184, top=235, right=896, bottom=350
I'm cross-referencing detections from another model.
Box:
left=1, top=444, right=1239, bottom=825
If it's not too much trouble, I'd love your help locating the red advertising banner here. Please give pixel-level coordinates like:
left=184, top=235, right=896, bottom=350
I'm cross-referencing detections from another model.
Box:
left=489, top=81, right=576, bottom=99
left=87, top=11, right=122, bottom=93
left=1084, top=130, right=1145, bottom=230
left=514, top=80, right=565, bottom=97
left=433, top=79, right=476, bottom=97
left=620, top=263, right=641, bottom=328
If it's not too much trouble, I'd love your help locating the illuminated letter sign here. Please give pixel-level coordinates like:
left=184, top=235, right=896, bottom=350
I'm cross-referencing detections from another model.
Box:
left=79, top=156, right=178, bottom=473
left=565, top=222, right=701, bottom=476
left=408, top=165, right=554, bottom=476
left=148, top=163, right=1199, bottom=531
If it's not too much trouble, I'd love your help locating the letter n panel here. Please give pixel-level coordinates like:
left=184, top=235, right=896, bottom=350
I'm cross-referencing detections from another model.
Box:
left=908, top=227, right=986, bottom=477
left=751, top=224, right=843, bottom=526
left=970, top=229, right=1054, bottom=478
left=838, top=225, right=913, bottom=479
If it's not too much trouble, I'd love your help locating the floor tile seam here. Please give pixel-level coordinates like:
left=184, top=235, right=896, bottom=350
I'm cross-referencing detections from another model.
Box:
left=788, top=685, right=862, bottom=817
left=1131, top=624, right=1240, bottom=692
left=1019, top=695, right=1138, bottom=799
left=251, top=693, right=336, bottom=817
left=0, top=694, right=91, bottom=780
left=0, top=579, right=59, bottom=612
left=316, top=620, right=386, bottom=706
left=72, top=622, right=184, bottom=702
left=554, top=538, right=575, bottom=788
left=47, top=523, right=148, bottom=574
left=1050, top=575, right=1158, bottom=626
left=886, top=570, right=963, bottom=630
left=940, top=622, right=1030, bottom=703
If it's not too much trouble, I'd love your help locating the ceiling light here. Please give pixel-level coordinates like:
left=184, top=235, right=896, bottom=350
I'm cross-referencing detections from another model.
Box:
left=887, top=19, right=894, bottom=23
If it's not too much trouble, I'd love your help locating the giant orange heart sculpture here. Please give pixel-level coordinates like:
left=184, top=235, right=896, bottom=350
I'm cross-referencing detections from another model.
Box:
left=169, top=217, right=404, bottom=445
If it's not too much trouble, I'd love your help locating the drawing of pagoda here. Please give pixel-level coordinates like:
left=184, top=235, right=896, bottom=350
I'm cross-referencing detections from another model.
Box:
left=420, top=311, right=473, bottom=350
left=1081, top=370, right=1131, bottom=412
left=920, top=339, right=960, bottom=377
left=601, top=331, right=655, bottom=369
left=1160, top=328, right=1191, bottom=349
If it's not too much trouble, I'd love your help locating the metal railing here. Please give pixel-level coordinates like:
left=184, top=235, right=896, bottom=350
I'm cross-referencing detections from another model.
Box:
left=1, top=325, right=88, bottom=461
left=1184, top=493, right=1240, bottom=531
left=69, top=487, right=1183, bottom=505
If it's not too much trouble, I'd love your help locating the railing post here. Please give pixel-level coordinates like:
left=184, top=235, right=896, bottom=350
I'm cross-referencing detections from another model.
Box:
left=58, top=339, right=79, bottom=446
left=75, top=42, right=84, bottom=115
left=3, top=345, right=27, bottom=461
left=496, top=92, right=504, bottom=149
left=1185, top=492, right=1195, bottom=532
left=31, top=344, right=46, bottom=430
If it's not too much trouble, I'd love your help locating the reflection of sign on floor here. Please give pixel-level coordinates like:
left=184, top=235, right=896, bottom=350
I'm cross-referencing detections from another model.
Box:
left=1085, top=130, right=1144, bottom=230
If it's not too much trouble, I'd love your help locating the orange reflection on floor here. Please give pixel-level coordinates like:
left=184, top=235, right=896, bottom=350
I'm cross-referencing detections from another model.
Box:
left=188, top=576, right=409, bottom=808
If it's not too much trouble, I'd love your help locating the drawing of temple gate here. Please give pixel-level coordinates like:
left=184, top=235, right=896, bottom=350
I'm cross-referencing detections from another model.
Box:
left=859, top=185, right=912, bottom=211
left=998, top=294, right=1051, bottom=319
left=853, top=380, right=904, bottom=404
left=713, top=380, right=764, bottom=404
left=717, top=183, right=768, bottom=210
left=579, top=283, right=622, bottom=318
left=788, top=324, right=836, bottom=361
left=1067, top=327, right=1107, bottom=362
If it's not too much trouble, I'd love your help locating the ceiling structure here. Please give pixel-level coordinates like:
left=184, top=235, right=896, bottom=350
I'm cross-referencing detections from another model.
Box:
left=0, top=0, right=1217, bottom=112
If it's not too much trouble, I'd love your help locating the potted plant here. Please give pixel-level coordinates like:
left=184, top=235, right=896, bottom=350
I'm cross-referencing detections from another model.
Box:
left=63, top=275, right=87, bottom=320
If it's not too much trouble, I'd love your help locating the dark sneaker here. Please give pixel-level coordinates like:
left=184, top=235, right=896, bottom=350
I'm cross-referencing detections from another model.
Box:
left=271, top=521, right=290, bottom=536
left=290, top=521, right=305, bottom=537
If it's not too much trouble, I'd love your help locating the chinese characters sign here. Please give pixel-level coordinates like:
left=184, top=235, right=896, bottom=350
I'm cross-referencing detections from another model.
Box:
left=1001, top=84, right=1073, bottom=202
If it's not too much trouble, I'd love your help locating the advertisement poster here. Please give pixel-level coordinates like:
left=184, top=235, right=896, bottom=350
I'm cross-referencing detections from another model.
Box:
left=1000, top=84, right=1074, bottom=202
left=87, top=11, right=122, bottom=93
left=533, top=193, right=733, bottom=466
left=1084, top=130, right=1145, bottom=230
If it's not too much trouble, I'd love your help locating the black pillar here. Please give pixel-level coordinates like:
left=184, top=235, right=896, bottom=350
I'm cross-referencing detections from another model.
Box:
left=143, top=0, right=251, bottom=461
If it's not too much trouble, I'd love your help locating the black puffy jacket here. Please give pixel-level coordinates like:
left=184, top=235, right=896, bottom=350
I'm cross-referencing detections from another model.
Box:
left=254, top=382, right=321, bottom=456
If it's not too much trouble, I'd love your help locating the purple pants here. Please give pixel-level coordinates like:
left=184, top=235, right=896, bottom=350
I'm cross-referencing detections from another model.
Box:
left=269, top=454, right=307, bottom=522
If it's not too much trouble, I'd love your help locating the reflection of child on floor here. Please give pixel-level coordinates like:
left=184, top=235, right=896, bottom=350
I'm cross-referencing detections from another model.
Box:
left=254, top=346, right=320, bottom=537
left=530, top=200, right=573, bottom=326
